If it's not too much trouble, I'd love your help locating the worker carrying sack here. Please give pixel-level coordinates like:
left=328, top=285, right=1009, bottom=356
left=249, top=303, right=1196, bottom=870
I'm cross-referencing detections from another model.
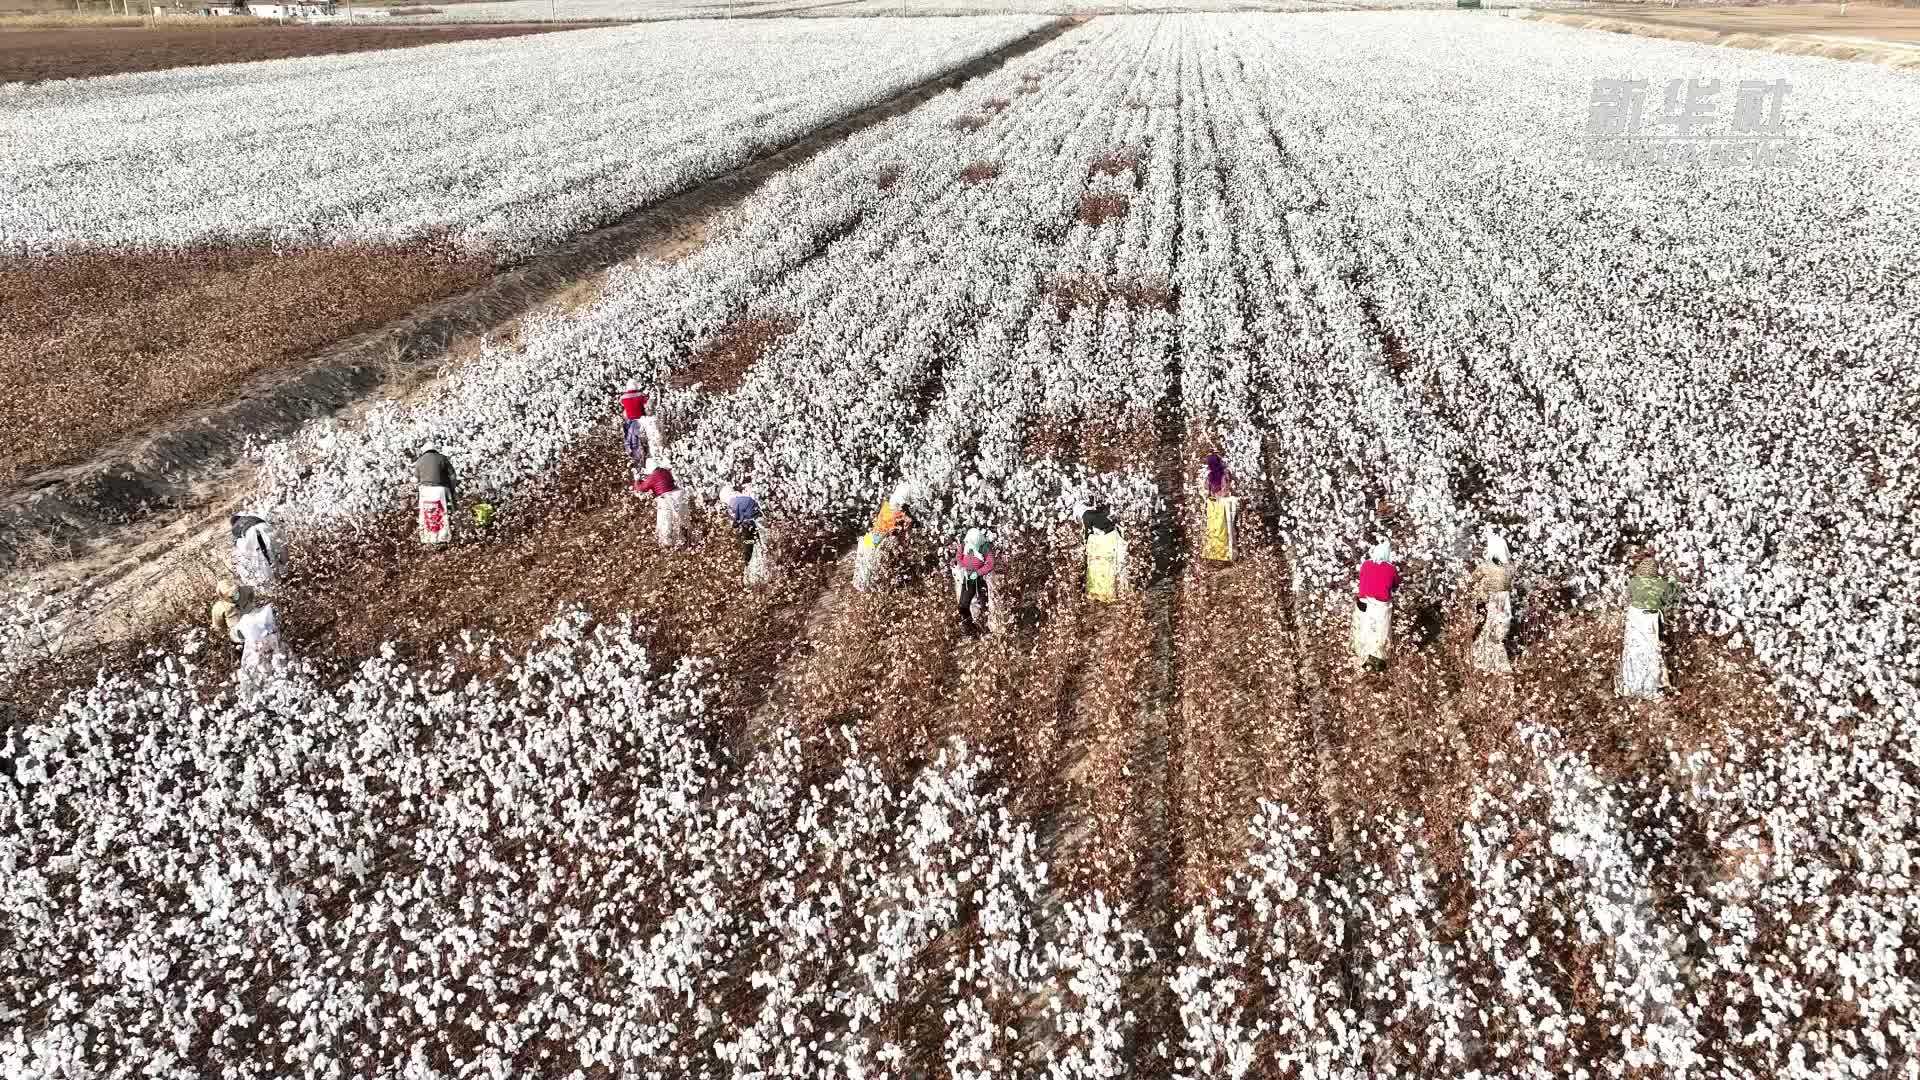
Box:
left=1200, top=496, right=1238, bottom=563
left=1087, top=529, right=1127, bottom=602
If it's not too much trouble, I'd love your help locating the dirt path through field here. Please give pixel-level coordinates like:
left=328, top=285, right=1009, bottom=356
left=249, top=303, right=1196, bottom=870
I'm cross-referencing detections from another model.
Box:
left=4, top=17, right=1079, bottom=655
left=1515, top=3, right=1920, bottom=69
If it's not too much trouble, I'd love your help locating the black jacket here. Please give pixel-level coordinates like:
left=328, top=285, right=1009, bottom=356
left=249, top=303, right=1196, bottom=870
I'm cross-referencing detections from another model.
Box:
left=416, top=451, right=457, bottom=503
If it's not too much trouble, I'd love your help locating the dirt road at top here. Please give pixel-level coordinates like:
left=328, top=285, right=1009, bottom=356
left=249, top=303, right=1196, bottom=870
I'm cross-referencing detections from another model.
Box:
left=0, top=22, right=597, bottom=84
left=1519, top=3, right=1920, bottom=68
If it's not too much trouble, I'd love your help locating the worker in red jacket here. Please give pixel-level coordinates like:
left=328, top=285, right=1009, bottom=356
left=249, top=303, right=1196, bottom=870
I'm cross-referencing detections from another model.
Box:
left=618, top=381, right=664, bottom=487
left=633, top=458, right=689, bottom=548
left=1352, top=541, right=1398, bottom=672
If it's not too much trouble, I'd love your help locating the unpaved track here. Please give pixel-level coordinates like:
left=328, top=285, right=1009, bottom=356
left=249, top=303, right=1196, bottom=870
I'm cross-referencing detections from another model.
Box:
left=1513, top=3, right=1920, bottom=69
left=5, top=17, right=1077, bottom=652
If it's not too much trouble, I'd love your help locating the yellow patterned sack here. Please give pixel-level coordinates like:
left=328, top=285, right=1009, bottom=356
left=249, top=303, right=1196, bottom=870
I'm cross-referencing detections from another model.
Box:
left=1086, top=530, right=1125, bottom=602
left=1201, top=496, right=1237, bottom=563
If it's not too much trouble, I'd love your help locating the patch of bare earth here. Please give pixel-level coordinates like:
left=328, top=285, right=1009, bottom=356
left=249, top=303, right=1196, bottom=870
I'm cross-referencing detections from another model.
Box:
left=670, top=315, right=798, bottom=393
left=1023, top=411, right=1158, bottom=473
left=1042, top=270, right=1175, bottom=313
left=0, top=22, right=596, bottom=84
left=1075, top=192, right=1131, bottom=226
left=0, top=245, right=489, bottom=483
left=960, top=161, right=1001, bottom=184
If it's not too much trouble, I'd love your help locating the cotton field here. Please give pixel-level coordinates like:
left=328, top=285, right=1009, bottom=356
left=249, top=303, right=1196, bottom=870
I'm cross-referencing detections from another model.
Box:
left=0, top=16, right=1046, bottom=259
left=4, top=10, right=1918, bottom=1080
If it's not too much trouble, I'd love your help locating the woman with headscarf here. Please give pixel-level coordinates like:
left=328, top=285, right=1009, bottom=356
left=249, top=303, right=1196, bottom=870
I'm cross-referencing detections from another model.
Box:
left=415, top=447, right=457, bottom=547
left=228, top=512, right=282, bottom=587
left=1199, top=453, right=1238, bottom=565
left=618, top=381, right=665, bottom=489
left=1469, top=531, right=1514, bottom=675
left=1075, top=501, right=1128, bottom=602
left=854, top=480, right=919, bottom=591
left=634, top=457, right=689, bottom=549
left=1352, top=540, right=1398, bottom=672
left=953, top=528, right=996, bottom=638
left=1617, top=554, right=1677, bottom=698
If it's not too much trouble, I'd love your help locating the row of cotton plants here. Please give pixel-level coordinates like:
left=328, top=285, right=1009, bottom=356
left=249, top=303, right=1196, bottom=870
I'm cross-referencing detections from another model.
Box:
left=12, top=603, right=1914, bottom=1077
left=1149, top=14, right=1920, bottom=723
left=0, top=612, right=1165, bottom=1077
left=0, top=16, right=1046, bottom=260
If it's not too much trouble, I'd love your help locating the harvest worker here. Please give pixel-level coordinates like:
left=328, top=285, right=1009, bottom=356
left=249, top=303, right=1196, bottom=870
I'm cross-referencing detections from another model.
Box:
left=953, top=528, right=996, bottom=638
left=208, top=580, right=253, bottom=638
left=228, top=511, right=283, bottom=588
left=718, top=479, right=774, bottom=583
left=229, top=601, right=283, bottom=677
left=1199, top=454, right=1238, bottom=566
left=209, top=581, right=281, bottom=672
left=1617, top=555, right=1677, bottom=699
left=1204, top=452, right=1232, bottom=500
left=1352, top=540, right=1398, bottom=673
left=854, top=480, right=920, bottom=591
left=618, top=381, right=665, bottom=488
left=634, top=458, right=690, bottom=549
left=1469, top=532, right=1514, bottom=675
left=415, top=447, right=457, bottom=547
left=1075, top=501, right=1128, bottom=602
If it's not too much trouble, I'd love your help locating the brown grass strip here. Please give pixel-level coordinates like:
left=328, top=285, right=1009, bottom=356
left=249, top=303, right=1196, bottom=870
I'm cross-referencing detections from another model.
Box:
left=0, top=244, right=489, bottom=483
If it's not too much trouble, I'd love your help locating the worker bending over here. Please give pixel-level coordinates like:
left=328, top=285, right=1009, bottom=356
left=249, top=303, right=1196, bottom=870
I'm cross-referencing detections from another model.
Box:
left=228, top=511, right=284, bottom=588
left=415, top=447, right=457, bottom=547
left=1075, top=502, right=1128, bottom=602
left=634, top=458, right=690, bottom=549
left=1352, top=541, right=1398, bottom=673
left=209, top=580, right=282, bottom=676
left=1617, top=555, right=1677, bottom=698
left=854, top=481, right=920, bottom=591
left=953, top=528, right=996, bottom=638
left=719, top=480, right=775, bottom=584
left=1469, top=532, right=1514, bottom=675
left=1200, top=453, right=1238, bottom=565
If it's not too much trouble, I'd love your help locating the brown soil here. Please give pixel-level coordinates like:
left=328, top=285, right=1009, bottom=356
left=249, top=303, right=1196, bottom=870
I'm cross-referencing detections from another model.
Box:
left=1024, top=411, right=1158, bottom=473
left=1090, top=147, right=1141, bottom=180
left=672, top=315, right=798, bottom=393
left=1522, top=4, right=1920, bottom=68
left=961, top=161, right=1002, bottom=184
left=0, top=22, right=594, bottom=85
left=0, top=245, right=490, bottom=485
left=1580, top=2, right=1920, bottom=41
left=1043, top=271, right=1175, bottom=313
left=1075, top=192, right=1131, bottom=226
